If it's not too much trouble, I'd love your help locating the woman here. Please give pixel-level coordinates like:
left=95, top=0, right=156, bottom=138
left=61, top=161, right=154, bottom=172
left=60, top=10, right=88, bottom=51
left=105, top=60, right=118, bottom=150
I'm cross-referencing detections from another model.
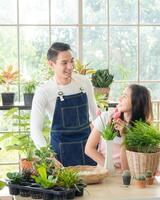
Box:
left=85, top=84, right=153, bottom=170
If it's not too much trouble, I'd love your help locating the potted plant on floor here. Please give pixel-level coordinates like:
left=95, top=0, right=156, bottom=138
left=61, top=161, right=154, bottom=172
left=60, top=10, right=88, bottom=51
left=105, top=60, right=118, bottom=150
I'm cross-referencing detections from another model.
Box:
left=91, top=69, right=114, bottom=97
left=23, top=79, right=38, bottom=107
left=123, top=121, right=160, bottom=178
left=0, top=65, right=19, bottom=105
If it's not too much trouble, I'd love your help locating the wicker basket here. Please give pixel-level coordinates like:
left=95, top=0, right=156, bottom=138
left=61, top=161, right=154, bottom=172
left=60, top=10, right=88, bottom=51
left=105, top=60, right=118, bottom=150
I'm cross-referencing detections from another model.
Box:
left=67, top=165, right=108, bottom=184
left=126, top=150, right=160, bottom=178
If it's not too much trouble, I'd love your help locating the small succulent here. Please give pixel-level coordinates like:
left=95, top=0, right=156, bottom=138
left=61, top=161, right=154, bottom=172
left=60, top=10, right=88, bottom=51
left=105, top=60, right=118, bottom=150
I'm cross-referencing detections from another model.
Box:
left=145, top=170, right=152, bottom=178
left=136, top=174, right=146, bottom=181
left=122, top=170, right=131, bottom=177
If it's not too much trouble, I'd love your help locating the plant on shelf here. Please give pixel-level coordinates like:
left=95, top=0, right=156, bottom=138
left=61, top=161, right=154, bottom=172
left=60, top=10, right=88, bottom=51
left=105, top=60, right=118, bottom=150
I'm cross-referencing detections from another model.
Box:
left=6, top=172, right=24, bottom=184
left=74, top=59, right=96, bottom=75
left=123, top=120, right=160, bottom=177
left=91, top=69, right=114, bottom=96
left=122, top=170, right=131, bottom=186
left=0, top=65, right=19, bottom=105
left=23, top=79, right=38, bottom=106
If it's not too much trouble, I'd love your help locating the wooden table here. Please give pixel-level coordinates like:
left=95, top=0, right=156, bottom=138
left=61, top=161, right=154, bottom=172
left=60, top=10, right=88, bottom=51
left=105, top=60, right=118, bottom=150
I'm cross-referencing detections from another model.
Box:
left=1, top=175, right=160, bottom=200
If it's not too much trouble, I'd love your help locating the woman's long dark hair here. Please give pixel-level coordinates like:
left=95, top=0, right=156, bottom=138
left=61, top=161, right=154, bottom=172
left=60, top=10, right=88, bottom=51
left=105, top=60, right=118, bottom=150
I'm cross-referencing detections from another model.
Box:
left=129, top=84, right=153, bottom=124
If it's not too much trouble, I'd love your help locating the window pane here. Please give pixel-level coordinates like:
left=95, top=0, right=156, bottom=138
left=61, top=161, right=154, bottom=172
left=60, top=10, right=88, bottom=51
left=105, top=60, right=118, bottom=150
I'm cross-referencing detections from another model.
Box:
left=140, top=27, right=160, bottom=80
left=142, top=83, right=160, bottom=100
left=51, top=0, right=78, bottom=24
left=0, top=0, right=17, bottom=24
left=110, top=27, right=137, bottom=80
left=19, top=26, right=49, bottom=80
left=0, top=27, right=17, bottom=67
left=140, top=0, right=160, bottom=24
left=0, top=165, right=19, bottom=178
left=83, top=0, right=108, bottom=24
left=83, top=27, right=108, bottom=69
left=19, top=0, right=49, bottom=24
left=51, top=27, right=78, bottom=57
left=110, top=0, right=137, bottom=24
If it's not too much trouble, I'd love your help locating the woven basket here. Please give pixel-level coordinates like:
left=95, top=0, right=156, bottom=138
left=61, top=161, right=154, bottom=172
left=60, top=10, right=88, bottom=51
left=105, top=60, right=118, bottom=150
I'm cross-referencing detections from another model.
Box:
left=67, top=165, right=108, bottom=184
left=126, top=150, right=160, bottom=178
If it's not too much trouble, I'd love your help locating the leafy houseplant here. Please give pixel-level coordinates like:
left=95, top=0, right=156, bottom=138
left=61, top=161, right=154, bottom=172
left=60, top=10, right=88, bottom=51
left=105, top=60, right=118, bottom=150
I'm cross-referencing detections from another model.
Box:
left=57, top=168, right=80, bottom=199
left=124, top=121, right=160, bottom=177
left=0, top=108, right=36, bottom=171
left=74, top=59, right=96, bottom=75
left=91, top=69, right=114, bottom=96
left=23, top=79, right=38, bottom=106
left=0, top=65, right=19, bottom=105
left=122, top=170, right=131, bottom=186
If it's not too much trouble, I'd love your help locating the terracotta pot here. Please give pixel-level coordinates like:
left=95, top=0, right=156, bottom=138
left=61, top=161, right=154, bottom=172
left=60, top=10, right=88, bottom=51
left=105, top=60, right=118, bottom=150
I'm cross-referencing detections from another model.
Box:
left=20, top=158, right=34, bottom=172
left=135, top=180, right=146, bottom=188
left=146, top=177, right=154, bottom=185
left=126, top=150, right=160, bottom=177
left=94, top=87, right=110, bottom=97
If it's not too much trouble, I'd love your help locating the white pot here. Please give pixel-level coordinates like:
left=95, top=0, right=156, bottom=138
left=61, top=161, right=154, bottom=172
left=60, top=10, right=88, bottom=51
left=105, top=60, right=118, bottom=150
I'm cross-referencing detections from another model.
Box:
left=104, top=140, right=115, bottom=175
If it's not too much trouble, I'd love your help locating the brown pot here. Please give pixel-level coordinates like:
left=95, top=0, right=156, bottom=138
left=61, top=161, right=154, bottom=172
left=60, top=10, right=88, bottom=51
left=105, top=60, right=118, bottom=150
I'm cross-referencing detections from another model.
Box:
left=94, top=87, right=110, bottom=97
left=146, top=177, right=154, bottom=185
left=20, top=158, right=34, bottom=172
left=135, top=180, right=146, bottom=188
left=126, top=150, right=160, bottom=177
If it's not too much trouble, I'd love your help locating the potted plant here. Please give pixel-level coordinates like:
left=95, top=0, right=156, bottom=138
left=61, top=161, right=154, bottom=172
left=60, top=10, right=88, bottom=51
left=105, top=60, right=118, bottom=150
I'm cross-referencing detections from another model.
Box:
left=32, top=164, right=66, bottom=200
left=6, top=172, right=24, bottom=195
left=23, top=79, right=38, bottom=106
left=124, top=121, right=160, bottom=178
left=122, top=170, right=131, bottom=186
left=0, top=65, right=19, bottom=105
left=74, top=59, right=96, bottom=75
left=134, top=174, right=146, bottom=188
left=145, top=170, right=154, bottom=185
left=56, top=168, right=80, bottom=199
left=91, top=69, right=114, bottom=97
left=0, top=108, right=36, bottom=171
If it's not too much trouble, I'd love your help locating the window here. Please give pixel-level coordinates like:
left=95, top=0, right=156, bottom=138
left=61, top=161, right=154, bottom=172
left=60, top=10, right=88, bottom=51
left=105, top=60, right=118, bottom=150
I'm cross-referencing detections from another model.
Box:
left=0, top=0, right=160, bottom=177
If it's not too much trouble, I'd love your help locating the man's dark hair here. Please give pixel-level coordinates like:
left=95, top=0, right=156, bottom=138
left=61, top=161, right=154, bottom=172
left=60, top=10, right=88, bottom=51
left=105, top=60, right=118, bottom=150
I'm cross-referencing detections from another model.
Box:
left=47, top=42, right=71, bottom=61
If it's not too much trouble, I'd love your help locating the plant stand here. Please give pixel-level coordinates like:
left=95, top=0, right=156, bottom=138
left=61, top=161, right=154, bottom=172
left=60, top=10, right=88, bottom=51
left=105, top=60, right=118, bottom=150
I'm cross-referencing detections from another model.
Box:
left=104, top=140, right=115, bottom=175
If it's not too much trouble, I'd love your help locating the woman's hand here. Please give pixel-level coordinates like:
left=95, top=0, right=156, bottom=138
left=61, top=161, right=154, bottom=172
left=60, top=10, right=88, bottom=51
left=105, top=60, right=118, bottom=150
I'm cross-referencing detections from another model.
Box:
left=113, top=118, right=126, bottom=136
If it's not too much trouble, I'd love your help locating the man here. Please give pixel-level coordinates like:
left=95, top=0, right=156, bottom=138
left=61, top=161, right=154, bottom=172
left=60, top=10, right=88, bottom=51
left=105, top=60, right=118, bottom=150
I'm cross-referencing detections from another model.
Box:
left=30, top=42, right=97, bottom=166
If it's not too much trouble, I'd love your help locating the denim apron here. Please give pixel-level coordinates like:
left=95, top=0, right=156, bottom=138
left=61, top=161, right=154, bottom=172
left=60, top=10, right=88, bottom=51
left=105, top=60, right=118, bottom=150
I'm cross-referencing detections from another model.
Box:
left=50, top=84, right=96, bottom=166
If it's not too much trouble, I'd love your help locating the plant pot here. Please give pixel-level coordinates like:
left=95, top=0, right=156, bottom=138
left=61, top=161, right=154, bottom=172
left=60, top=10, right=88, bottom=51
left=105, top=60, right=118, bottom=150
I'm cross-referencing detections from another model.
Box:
left=1, top=93, right=15, bottom=106
left=104, top=140, right=115, bottom=175
left=94, top=87, right=110, bottom=97
left=30, top=185, right=43, bottom=199
left=122, top=176, right=131, bottom=186
left=24, top=93, right=34, bottom=107
left=75, top=183, right=86, bottom=197
left=146, top=177, right=154, bottom=185
left=8, top=184, right=20, bottom=195
left=43, top=187, right=66, bottom=200
left=135, top=179, right=146, bottom=188
left=126, top=150, right=160, bottom=177
left=66, top=188, right=75, bottom=200
left=20, top=158, right=34, bottom=172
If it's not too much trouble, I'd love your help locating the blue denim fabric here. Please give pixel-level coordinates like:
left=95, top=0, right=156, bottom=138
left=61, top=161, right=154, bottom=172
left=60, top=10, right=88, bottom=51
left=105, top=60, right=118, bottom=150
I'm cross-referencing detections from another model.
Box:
left=50, top=92, right=96, bottom=166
